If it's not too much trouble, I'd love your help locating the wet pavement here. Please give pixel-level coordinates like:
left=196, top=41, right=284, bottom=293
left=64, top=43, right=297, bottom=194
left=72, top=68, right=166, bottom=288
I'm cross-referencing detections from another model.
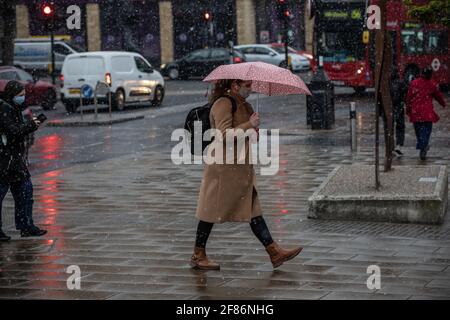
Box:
left=0, top=81, right=449, bottom=300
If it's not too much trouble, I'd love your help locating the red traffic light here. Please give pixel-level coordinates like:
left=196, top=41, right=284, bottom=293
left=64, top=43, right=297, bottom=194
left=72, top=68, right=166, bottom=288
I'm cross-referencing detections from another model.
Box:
left=284, top=10, right=291, bottom=17
left=43, top=6, right=52, bottom=14
left=42, top=3, right=55, bottom=17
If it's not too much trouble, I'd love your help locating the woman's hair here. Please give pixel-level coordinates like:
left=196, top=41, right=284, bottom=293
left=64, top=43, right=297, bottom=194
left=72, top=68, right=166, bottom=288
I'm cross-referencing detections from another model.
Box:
left=209, top=79, right=242, bottom=103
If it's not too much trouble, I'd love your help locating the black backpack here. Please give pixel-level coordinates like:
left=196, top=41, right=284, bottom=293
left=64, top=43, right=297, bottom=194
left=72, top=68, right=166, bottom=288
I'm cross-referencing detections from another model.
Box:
left=184, top=95, right=237, bottom=156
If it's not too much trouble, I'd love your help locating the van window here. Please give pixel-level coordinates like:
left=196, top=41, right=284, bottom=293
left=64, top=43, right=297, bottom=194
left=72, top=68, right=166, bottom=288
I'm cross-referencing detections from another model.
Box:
left=134, top=56, right=152, bottom=73
left=54, top=43, right=72, bottom=56
left=112, top=56, right=134, bottom=72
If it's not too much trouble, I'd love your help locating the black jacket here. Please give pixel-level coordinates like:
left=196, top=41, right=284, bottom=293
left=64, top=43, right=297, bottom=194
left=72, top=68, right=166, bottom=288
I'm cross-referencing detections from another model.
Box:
left=0, top=98, right=38, bottom=183
left=390, top=77, right=408, bottom=107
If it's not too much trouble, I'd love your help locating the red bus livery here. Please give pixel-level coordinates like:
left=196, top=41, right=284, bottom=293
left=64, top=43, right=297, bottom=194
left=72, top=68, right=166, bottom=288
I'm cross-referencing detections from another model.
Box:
left=310, top=0, right=449, bottom=93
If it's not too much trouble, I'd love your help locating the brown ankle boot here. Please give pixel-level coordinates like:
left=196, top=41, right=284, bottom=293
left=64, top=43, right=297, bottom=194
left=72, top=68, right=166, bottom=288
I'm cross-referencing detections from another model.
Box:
left=265, top=242, right=303, bottom=269
left=190, top=247, right=220, bottom=270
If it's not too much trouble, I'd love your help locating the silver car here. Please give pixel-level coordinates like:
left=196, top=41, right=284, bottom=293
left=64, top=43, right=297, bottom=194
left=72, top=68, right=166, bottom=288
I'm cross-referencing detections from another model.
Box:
left=234, top=44, right=310, bottom=72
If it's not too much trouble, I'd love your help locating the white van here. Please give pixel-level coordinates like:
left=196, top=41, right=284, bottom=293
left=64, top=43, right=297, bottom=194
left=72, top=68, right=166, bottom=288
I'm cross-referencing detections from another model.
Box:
left=60, top=51, right=165, bottom=113
left=11, top=38, right=79, bottom=72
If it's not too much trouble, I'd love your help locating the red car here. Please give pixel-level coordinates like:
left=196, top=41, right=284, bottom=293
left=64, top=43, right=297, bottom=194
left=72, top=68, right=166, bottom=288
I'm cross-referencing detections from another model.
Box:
left=0, top=66, right=57, bottom=110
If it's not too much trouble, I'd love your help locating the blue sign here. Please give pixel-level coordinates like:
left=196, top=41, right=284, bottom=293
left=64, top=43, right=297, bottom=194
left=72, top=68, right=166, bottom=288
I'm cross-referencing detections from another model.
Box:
left=81, top=84, right=93, bottom=98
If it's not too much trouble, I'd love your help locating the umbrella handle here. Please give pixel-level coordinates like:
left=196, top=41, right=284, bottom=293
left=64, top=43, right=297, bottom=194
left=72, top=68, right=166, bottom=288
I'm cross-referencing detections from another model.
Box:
left=256, top=93, right=259, bottom=113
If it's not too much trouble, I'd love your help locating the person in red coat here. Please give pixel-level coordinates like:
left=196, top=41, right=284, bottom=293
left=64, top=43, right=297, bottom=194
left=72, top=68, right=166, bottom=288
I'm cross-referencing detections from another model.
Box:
left=406, top=68, right=446, bottom=160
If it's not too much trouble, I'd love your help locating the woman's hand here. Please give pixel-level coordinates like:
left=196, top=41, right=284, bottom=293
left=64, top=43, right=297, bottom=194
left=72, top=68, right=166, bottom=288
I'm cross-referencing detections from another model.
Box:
left=249, top=112, right=260, bottom=128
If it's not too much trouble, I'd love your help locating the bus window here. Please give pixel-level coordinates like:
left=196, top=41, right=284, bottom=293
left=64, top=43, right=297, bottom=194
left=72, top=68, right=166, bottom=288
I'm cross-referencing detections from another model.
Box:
left=401, top=30, right=424, bottom=55
left=425, top=31, right=448, bottom=54
left=319, top=30, right=364, bottom=63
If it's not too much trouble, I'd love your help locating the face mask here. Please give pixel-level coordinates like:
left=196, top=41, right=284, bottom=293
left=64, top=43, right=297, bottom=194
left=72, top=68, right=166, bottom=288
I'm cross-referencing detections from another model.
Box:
left=239, top=86, right=251, bottom=99
left=13, top=96, right=25, bottom=106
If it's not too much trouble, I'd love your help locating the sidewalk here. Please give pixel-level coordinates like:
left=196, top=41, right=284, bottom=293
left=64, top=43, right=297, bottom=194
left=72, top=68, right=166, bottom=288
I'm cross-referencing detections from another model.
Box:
left=0, top=92, right=449, bottom=300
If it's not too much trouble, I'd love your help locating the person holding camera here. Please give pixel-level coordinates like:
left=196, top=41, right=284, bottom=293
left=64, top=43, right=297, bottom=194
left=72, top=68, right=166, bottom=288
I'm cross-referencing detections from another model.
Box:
left=0, top=80, right=47, bottom=242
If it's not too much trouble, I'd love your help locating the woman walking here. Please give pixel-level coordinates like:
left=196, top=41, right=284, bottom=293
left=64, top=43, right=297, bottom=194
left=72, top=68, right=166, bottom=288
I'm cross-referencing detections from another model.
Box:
left=406, top=68, right=446, bottom=160
left=191, top=79, right=302, bottom=270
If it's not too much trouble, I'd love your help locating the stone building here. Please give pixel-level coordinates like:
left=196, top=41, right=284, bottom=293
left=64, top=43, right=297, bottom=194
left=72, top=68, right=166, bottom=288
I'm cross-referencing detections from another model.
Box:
left=14, top=0, right=310, bottom=66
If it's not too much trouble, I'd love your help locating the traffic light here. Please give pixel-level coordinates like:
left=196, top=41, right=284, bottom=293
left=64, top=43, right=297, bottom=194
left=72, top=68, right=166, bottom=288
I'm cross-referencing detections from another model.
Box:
left=41, top=2, right=56, bottom=31
left=203, top=11, right=212, bottom=22
left=276, top=0, right=287, bottom=20
left=276, top=0, right=294, bottom=20
left=284, top=9, right=291, bottom=18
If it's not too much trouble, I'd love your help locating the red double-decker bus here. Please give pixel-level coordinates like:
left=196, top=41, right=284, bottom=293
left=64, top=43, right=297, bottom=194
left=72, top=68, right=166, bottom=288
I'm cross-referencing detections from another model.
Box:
left=310, top=0, right=449, bottom=93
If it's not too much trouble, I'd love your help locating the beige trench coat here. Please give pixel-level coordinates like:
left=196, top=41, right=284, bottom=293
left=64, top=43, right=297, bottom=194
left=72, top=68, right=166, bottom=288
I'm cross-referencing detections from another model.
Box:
left=196, top=92, right=262, bottom=223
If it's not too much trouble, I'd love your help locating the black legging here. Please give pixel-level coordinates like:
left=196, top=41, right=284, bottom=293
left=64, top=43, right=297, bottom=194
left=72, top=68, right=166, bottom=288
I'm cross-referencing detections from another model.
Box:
left=195, top=216, right=274, bottom=248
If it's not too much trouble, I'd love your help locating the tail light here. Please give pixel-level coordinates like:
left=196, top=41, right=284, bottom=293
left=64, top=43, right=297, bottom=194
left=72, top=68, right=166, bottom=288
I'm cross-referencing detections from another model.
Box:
left=59, top=74, right=64, bottom=88
left=105, top=73, right=112, bottom=86
left=233, top=56, right=242, bottom=64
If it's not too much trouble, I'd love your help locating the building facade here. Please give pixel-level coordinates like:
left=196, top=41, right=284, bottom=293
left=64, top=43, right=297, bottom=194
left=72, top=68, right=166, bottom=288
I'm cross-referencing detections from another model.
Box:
left=15, top=0, right=309, bottom=66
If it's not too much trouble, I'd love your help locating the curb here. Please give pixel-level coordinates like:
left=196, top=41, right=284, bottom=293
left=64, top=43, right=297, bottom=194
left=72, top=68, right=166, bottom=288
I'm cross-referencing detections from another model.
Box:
left=46, top=115, right=145, bottom=127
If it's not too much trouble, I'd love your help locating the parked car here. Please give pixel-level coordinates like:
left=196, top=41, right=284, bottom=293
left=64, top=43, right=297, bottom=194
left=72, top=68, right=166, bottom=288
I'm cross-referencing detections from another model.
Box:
left=0, top=38, right=81, bottom=74
left=0, top=66, right=57, bottom=110
left=160, top=48, right=246, bottom=80
left=270, top=43, right=314, bottom=64
left=234, top=44, right=310, bottom=72
left=60, top=51, right=165, bottom=113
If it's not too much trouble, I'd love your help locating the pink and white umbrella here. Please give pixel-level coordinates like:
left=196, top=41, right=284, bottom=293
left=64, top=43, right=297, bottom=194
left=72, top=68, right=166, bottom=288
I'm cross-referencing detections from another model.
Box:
left=203, top=61, right=312, bottom=96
